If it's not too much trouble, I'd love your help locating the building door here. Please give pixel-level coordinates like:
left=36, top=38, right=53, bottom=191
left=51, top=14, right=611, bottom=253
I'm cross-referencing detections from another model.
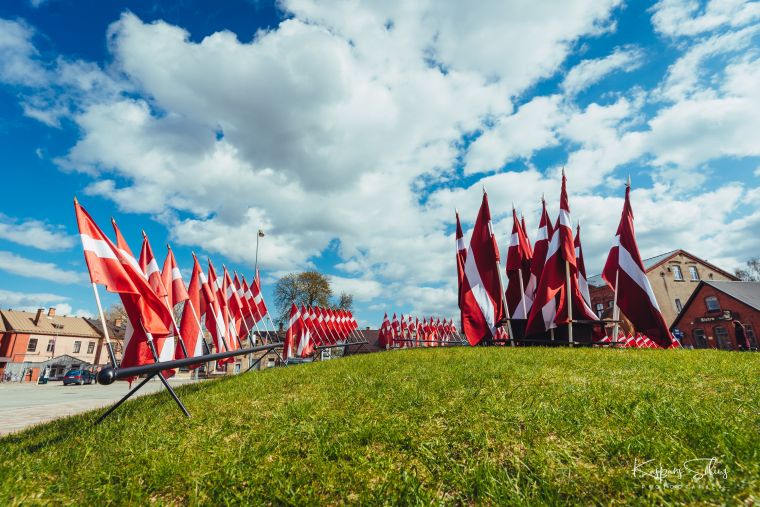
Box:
left=693, top=329, right=707, bottom=349
left=714, top=326, right=730, bottom=350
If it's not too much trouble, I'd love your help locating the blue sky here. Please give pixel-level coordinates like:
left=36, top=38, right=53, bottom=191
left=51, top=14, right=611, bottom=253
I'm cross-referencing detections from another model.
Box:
left=0, top=0, right=759, bottom=326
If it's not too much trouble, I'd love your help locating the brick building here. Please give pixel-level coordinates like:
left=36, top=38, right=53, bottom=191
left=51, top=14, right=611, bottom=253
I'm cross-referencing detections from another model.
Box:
left=0, top=308, right=104, bottom=382
left=671, top=281, right=760, bottom=350
left=588, top=249, right=737, bottom=329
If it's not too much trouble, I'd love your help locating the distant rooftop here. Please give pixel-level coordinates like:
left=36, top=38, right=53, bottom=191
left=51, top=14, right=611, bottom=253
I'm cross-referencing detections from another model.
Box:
left=0, top=309, right=101, bottom=338
left=703, top=281, right=760, bottom=312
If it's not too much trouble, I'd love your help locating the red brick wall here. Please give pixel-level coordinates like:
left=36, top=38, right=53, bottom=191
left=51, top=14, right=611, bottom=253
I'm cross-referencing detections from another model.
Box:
left=590, top=285, right=614, bottom=318
left=0, top=333, right=31, bottom=371
left=673, top=286, right=760, bottom=350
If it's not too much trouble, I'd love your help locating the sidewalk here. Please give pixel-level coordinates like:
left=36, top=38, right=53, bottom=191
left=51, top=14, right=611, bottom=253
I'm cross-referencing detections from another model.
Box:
left=0, top=378, right=201, bottom=436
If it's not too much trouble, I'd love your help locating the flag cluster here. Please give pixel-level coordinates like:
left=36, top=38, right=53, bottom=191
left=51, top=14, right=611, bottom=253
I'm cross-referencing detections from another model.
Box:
left=75, top=200, right=278, bottom=378
left=455, top=173, right=677, bottom=348
left=378, top=313, right=462, bottom=348
left=283, top=305, right=361, bottom=360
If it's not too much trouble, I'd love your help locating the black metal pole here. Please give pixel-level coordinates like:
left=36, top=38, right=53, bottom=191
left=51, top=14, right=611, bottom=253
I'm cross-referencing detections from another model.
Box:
left=146, top=339, right=191, bottom=418
left=94, top=373, right=157, bottom=425
left=97, top=343, right=281, bottom=385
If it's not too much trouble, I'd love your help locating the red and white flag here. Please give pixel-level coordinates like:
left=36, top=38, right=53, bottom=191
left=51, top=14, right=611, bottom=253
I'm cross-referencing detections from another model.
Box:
left=161, top=246, right=189, bottom=310
left=379, top=313, right=391, bottom=349
left=455, top=210, right=467, bottom=312
left=521, top=214, right=533, bottom=257
left=525, top=197, right=554, bottom=316
left=208, top=260, right=237, bottom=354
left=283, top=304, right=301, bottom=361
left=76, top=204, right=172, bottom=373
left=178, top=255, right=206, bottom=365
left=460, top=191, right=506, bottom=346
left=391, top=313, right=400, bottom=347
left=505, top=208, right=533, bottom=319
left=297, top=304, right=314, bottom=357
left=526, top=172, right=598, bottom=336
left=574, top=223, right=592, bottom=310
left=602, top=182, right=674, bottom=348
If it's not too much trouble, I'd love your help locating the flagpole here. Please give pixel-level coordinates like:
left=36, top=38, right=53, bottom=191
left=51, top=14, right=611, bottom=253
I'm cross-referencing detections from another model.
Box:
left=91, top=283, right=118, bottom=368
left=163, top=295, right=189, bottom=359
left=565, top=260, right=574, bottom=347
left=494, top=261, right=515, bottom=347
left=611, top=268, right=620, bottom=348
left=518, top=272, right=528, bottom=320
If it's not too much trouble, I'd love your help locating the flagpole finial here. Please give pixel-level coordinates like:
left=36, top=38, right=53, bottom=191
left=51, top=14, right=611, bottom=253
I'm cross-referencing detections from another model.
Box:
left=562, top=166, right=566, bottom=177
left=482, top=185, right=486, bottom=195
left=166, top=243, right=171, bottom=250
left=626, top=174, right=631, bottom=188
left=141, top=230, right=147, bottom=238
left=73, top=196, right=79, bottom=205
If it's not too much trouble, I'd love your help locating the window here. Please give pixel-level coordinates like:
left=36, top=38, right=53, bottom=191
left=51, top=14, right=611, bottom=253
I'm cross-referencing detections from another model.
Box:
left=714, top=326, right=730, bottom=350
left=693, top=329, right=707, bottom=348
left=608, top=300, right=614, bottom=308
left=46, top=340, right=54, bottom=352
left=705, top=296, right=720, bottom=312
left=73, top=341, right=82, bottom=353
left=595, top=303, right=604, bottom=316
left=26, top=338, right=38, bottom=352
left=675, top=298, right=683, bottom=312
left=688, top=266, right=700, bottom=281
left=672, top=265, right=684, bottom=281
left=87, top=341, right=95, bottom=354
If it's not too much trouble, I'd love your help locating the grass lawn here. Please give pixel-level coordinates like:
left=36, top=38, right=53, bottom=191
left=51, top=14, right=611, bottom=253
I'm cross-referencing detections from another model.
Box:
left=0, top=348, right=758, bottom=505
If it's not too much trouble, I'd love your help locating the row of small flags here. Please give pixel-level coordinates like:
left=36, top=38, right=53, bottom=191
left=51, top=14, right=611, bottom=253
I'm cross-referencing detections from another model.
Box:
left=283, top=304, right=364, bottom=359
left=75, top=199, right=279, bottom=379
left=377, top=313, right=463, bottom=348
left=456, top=172, right=680, bottom=349
left=598, top=332, right=664, bottom=348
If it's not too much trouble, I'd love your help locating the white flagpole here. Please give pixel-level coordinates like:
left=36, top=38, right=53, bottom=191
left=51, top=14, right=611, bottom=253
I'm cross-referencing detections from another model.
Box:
left=495, top=261, right=515, bottom=346
left=91, top=283, right=118, bottom=367
left=566, top=260, right=574, bottom=347
left=611, top=268, right=620, bottom=347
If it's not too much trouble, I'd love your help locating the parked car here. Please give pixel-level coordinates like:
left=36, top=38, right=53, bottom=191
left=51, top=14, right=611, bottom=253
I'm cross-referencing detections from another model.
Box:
left=62, top=370, right=95, bottom=386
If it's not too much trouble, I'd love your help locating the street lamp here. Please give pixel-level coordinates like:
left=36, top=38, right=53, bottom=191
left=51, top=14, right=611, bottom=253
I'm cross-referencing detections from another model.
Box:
left=255, top=229, right=265, bottom=274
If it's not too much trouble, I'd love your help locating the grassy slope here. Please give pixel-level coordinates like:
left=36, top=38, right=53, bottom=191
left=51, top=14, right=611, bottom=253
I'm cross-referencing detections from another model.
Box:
left=0, top=348, right=758, bottom=506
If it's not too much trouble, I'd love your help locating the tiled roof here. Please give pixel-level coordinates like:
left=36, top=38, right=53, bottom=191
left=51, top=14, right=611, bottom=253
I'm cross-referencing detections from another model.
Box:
left=704, top=281, right=760, bottom=312
left=587, top=250, right=694, bottom=288
left=0, top=310, right=101, bottom=338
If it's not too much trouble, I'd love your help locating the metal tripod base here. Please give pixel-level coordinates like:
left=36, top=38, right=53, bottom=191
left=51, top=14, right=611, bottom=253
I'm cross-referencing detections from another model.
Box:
left=94, top=372, right=191, bottom=425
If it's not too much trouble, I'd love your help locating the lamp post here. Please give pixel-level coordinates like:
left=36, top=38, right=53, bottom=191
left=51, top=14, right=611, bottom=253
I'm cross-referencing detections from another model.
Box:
left=255, top=229, right=265, bottom=274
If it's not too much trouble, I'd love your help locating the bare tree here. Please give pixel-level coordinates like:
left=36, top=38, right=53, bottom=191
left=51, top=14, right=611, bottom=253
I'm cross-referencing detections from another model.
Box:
left=735, top=257, right=760, bottom=281
left=104, top=303, right=127, bottom=322
left=273, top=271, right=334, bottom=325
left=337, top=292, right=354, bottom=311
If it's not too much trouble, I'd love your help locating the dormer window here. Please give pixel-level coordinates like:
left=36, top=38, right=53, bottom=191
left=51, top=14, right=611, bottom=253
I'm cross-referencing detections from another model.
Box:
left=705, top=296, right=720, bottom=312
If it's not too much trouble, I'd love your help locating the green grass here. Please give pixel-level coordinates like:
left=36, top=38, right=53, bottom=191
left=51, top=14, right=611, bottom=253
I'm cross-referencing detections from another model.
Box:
left=0, top=348, right=758, bottom=505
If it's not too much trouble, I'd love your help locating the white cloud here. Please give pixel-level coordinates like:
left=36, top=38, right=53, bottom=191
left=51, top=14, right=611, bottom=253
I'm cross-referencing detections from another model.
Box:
left=0, top=214, right=76, bottom=250
left=464, top=95, right=564, bottom=175
left=0, top=251, right=85, bottom=284
left=562, top=46, right=644, bottom=95
left=0, top=18, right=47, bottom=86
left=658, top=24, right=759, bottom=101
left=329, top=276, right=383, bottom=302
left=651, top=0, right=760, bottom=37
left=0, top=289, right=68, bottom=311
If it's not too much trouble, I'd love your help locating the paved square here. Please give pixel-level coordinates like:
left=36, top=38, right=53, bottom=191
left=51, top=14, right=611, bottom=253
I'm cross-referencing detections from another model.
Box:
left=0, top=378, right=201, bottom=436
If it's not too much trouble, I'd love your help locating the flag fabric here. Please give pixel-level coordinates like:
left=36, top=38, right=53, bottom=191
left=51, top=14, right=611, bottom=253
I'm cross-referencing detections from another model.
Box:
left=505, top=208, right=533, bottom=319
left=76, top=203, right=173, bottom=375
left=283, top=304, right=301, bottom=361
left=460, top=191, right=506, bottom=346
left=251, top=269, right=269, bottom=322
left=526, top=198, right=553, bottom=314
left=391, top=313, right=400, bottom=348
left=521, top=214, right=533, bottom=257
left=455, top=210, right=467, bottom=312
left=601, top=183, right=674, bottom=348
left=161, top=246, right=189, bottom=309
left=177, top=255, right=206, bottom=366
left=526, top=172, right=598, bottom=336
left=208, top=259, right=237, bottom=355
left=297, top=304, right=314, bottom=357
left=574, top=224, right=592, bottom=310
left=379, top=313, right=391, bottom=349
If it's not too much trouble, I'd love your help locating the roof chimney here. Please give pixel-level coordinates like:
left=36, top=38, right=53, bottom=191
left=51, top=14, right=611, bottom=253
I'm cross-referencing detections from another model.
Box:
left=47, top=307, right=56, bottom=317
left=34, top=308, right=45, bottom=325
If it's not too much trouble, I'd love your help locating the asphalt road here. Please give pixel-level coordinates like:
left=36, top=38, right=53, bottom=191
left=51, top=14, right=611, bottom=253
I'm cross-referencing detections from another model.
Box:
left=0, top=378, right=201, bottom=436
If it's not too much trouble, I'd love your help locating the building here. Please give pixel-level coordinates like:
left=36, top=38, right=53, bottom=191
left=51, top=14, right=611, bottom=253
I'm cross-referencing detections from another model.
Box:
left=0, top=308, right=104, bottom=382
left=588, top=249, right=738, bottom=327
left=671, top=281, right=760, bottom=350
